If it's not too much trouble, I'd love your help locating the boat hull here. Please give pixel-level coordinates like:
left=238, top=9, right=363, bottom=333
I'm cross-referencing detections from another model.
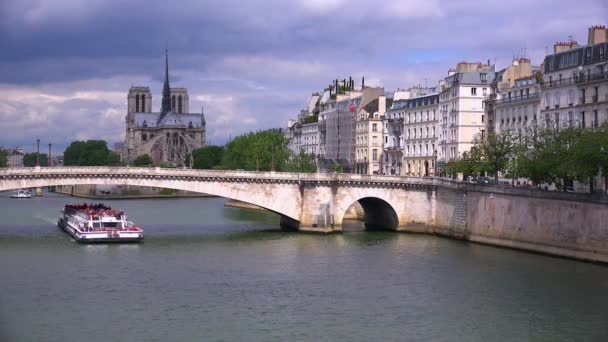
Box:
left=58, top=218, right=144, bottom=244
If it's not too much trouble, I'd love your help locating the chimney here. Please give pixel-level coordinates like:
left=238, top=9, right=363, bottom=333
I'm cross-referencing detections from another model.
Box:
left=553, top=40, right=579, bottom=54
left=378, top=95, right=386, bottom=115
left=362, top=76, right=365, bottom=89
left=588, top=25, right=608, bottom=45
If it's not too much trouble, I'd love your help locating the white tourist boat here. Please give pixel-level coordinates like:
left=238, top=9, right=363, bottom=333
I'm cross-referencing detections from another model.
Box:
left=57, top=203, right=144, bottom=243
left=9, top=189, right=32, bottom=198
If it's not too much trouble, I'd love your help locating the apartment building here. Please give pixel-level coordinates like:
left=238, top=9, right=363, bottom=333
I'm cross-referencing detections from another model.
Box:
left=437, top=62, right=496, bottom=170
left=541, top=25, right=608, bottom=130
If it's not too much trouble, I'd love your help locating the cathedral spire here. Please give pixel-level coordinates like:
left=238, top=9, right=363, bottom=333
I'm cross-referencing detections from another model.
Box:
left=159, top=49, right=172, bottom=122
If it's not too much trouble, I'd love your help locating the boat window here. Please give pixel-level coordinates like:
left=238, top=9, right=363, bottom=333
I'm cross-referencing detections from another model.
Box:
left=104, top=222, right=119, bottom=228
left=93, top=222, right=102, bottom=229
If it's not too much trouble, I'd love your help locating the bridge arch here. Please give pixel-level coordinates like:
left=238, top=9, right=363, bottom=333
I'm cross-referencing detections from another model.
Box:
left=342, top=197, right=399, bottom=230
left=0, top=168, right=303, bottom=224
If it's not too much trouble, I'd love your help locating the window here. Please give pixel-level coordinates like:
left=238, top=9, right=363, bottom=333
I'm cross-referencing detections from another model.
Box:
left=141, top=94, right=146, bottom=112
left=171, top=95, right=176, bottom=111
left=554, top=113, right=559, bottom=129
left=568, top=111, right=574, bottom=127
left=372, top=123, right=378, bottom=132
left=373, top=149, right=378, bottom=161
left=471, top=87, right=477, bottom=96
left=482, top=88, right=487, bottom=96
left=568, top=89, right=575, bottom=105
left=481, top=73, right=487, bottom=82
left=600, top=45, right=605, bottom=60
left=135, top=94, right=140, bottom=112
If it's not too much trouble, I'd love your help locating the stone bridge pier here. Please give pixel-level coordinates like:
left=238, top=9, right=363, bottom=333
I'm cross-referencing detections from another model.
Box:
left=291, top=178, right=437, bottom=234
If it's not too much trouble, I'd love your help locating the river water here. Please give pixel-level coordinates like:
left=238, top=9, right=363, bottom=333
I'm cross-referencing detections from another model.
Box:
left=0, top=191, right=607, bottom=341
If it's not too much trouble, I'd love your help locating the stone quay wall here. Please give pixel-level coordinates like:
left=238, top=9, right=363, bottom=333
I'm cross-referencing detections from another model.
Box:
left=400, top=184, right=608, bottom=263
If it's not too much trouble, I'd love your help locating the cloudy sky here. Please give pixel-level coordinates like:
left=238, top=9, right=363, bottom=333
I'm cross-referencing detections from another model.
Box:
left=0, top=0, right=606, bottom=153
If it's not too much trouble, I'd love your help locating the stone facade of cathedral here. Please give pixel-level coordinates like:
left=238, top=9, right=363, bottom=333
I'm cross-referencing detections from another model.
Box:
left=124, top=51, right=206, bottom=166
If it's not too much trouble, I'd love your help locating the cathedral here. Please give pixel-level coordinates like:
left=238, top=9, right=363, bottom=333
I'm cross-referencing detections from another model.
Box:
left=124, top=51, right=206, bottom=166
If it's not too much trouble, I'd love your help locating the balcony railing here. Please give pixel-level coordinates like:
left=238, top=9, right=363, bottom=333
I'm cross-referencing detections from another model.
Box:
left=541, top=77, right=576, bottom=89
left=576, top=71, right=608, bottom=85
left=495, top=92, right=540, bottom=105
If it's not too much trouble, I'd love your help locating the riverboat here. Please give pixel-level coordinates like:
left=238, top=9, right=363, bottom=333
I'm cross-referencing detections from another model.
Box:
left=9, top=189, right=32, bottom=198
left=57, top=203, right=144, bottom=243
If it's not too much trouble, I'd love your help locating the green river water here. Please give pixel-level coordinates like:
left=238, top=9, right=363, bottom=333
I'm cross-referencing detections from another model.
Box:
left=0, top=191, right=607, bottom=341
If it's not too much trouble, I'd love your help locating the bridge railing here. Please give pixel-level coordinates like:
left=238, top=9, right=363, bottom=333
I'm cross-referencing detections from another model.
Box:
left=0, top=166, right=463, bottom=189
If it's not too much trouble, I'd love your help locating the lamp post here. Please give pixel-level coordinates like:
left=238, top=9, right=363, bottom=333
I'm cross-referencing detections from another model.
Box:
left=36, top=138, right=40, bottom=167
left=433, top=150, right=438, bottom=177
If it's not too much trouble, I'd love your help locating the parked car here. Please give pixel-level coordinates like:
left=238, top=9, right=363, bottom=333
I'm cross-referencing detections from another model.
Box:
left=476, top=177, right=490, bottom=185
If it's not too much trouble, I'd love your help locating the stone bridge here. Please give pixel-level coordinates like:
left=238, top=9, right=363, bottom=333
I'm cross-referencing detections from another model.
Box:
left=0, top=167, right=455, bottom=233
left=4, top=167, right=608, bottom=262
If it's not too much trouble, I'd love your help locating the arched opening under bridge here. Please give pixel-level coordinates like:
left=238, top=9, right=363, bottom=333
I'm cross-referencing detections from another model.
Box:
left=343, top=197, right=399, bottom=231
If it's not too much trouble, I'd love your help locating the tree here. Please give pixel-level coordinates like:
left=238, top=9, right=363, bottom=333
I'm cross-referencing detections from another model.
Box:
left=444, top=151, right=477, bottom=180
left=286, top=150, right=317, bottom=173
left=471, top=131, right=515, bottom=183
left=23, top=153, right=48, bottom=167
left=222, top=130, right=290, bottom=171
left=106, top=152, right=122, bottom=166
left=133, top=154, right=153, bottom=167
left=192, top=146, right=224, bottom=169
left=0, top=149, right=7, bottom=168
left=64, top=140, right=113, bottom=166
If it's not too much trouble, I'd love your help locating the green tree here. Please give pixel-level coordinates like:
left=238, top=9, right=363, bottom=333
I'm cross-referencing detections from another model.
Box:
left=328, top=164, right=344, bottom=173
left=133, top=154, right=153, bottom=167
left=106, top=152, right=122, bottom=166
left=286, top=150, right=317, bottom=173
left=444, top=151, right=478, bottom=179
left=64, top=140, right=113, bottom=166
left=471, top=132, right=515, bottom=183
left=23, top=153, right=48, bottom=167
left=0, top=149, right=7, bottom=168
left=192, top=146, right=224, bottom=169
left=222, top=130, right=290, bottom=171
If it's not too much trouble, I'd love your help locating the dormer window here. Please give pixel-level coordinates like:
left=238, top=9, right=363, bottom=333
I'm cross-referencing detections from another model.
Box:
left=142, top=120, right=148, bottom=128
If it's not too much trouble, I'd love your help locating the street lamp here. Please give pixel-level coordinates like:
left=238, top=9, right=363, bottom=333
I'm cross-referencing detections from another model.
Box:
left=433, top=150, right=438, bottom=177
left=36, top=138, right=40, bottom=167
